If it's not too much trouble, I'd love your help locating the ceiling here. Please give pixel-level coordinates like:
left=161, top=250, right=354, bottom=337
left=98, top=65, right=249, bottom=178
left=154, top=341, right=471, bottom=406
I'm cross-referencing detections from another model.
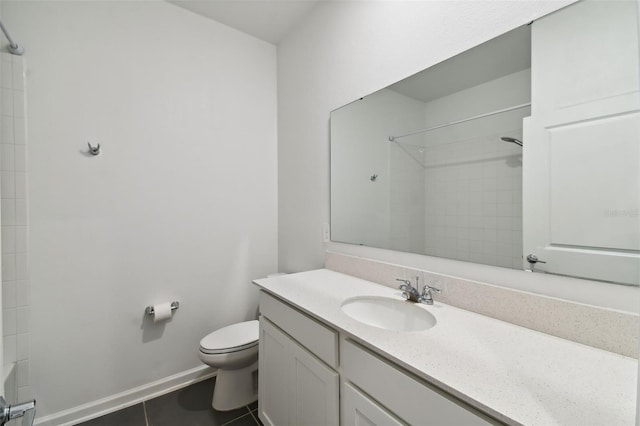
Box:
left=168, top=0, right=321, bottom=44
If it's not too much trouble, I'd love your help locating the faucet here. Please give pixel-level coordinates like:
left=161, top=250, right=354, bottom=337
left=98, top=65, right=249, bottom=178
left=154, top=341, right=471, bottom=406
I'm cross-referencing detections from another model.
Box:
left=396, top=277, right=441, bottom=305
left=396, top=277, right=420, bottom=302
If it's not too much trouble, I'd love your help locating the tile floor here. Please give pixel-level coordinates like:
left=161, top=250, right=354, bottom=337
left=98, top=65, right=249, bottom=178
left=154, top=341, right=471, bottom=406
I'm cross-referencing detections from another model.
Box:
left=76, top=378, right=262, bottom=426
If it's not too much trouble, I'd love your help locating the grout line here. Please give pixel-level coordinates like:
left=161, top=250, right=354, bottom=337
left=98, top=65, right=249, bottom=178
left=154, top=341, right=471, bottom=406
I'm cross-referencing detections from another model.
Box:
left=248, top=408, right=260, bottom=425
left=142, top=400, right=150, bottom=426
left=220, top=411, right=254, bottom=426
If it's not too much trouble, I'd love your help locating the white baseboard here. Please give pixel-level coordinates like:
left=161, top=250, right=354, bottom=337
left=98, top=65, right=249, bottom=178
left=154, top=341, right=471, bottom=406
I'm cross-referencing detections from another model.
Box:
left=34, top=365, right=216, bottom=426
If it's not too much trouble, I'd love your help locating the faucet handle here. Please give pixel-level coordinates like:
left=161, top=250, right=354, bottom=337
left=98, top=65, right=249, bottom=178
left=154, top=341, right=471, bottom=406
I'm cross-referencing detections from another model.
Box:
left=422, top=284, right=441, bottom=295
left=396, top=279, right=413, bottom=293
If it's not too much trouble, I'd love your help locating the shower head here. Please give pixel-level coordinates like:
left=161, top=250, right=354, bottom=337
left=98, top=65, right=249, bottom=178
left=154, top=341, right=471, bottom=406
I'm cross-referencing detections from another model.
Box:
left=501, top=137, right=523, bottom=147
left=0, top=21, right=24, bottom=56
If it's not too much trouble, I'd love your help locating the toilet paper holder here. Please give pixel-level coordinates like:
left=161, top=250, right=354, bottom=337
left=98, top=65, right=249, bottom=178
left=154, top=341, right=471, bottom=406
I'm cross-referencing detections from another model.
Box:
left=145, top=301, right=180, bottom=316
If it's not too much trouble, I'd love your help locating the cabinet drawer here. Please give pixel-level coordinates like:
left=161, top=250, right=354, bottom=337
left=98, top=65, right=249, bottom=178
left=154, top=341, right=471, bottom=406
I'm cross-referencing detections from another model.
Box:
left=341, top=339, right=499, bottom=425
left=259, top=291, right=338, bottom=368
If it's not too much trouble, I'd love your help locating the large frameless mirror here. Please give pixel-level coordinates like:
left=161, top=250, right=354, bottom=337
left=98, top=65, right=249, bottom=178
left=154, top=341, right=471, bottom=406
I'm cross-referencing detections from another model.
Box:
left=330, top=0, right=640, bottom=285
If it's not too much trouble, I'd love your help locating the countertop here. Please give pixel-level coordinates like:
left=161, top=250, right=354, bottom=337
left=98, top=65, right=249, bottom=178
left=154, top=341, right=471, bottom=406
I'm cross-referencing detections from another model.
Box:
left=253, top=269, right=637, bottom=426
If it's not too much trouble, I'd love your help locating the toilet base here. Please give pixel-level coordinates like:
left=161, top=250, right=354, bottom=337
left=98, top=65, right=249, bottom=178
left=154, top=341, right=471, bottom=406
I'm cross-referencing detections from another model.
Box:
left=212, top=360, right=258, bottom=411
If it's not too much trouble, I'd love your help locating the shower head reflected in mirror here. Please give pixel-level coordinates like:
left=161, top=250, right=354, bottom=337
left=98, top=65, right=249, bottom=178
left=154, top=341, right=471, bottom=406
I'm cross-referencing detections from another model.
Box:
left=501, top=136, right=523, bottom=147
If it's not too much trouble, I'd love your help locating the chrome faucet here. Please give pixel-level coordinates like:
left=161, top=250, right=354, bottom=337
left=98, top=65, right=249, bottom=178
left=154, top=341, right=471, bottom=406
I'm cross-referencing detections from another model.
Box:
left=396, top=277, right=441, bottom=305
left=396, top=277, right=420, bottom=302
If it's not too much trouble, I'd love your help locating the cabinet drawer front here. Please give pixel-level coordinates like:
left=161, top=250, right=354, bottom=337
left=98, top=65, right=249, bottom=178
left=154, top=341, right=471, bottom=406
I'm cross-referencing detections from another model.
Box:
left=342, top=339, right=497, bottom=426
left=259, top=291, right=338, bottom=368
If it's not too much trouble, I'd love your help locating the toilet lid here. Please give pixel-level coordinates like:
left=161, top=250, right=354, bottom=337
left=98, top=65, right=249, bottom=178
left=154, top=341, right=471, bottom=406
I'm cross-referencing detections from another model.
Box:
left=200, top=320, right=259, bottom=354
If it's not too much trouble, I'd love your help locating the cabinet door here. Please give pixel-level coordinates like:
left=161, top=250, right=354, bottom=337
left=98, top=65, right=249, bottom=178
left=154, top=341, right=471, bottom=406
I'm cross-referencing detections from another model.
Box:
left=342, top=382, right=406, bottom=426
left=524, top=0, right=640, bottom=284
left=288, top=339, right=339, bottom=426
left=259, top=318, right=291, bottom=426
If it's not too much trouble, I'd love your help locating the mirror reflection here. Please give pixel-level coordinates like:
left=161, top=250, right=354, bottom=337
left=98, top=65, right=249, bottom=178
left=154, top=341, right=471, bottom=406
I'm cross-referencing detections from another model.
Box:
left=330, top=0, right=640, bottom=284
left=331, top=26, right=531, bottom=269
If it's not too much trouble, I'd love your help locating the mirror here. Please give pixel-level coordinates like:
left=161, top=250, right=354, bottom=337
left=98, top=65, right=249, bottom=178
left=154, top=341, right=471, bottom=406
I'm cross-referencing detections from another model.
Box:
left=331, top=26, right=531, bottom=269
left=330, top=0, right=640, bottom=284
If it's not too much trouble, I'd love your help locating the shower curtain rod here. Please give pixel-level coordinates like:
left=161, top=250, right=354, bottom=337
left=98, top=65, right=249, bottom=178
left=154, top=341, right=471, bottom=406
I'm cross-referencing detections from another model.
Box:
left=0, top=20, right=24, bottom=55
left=388, top=102, right=531, bottom=142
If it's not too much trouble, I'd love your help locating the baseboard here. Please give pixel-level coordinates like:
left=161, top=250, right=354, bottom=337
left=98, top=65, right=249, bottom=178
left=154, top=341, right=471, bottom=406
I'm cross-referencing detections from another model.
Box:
left=34, top=365, right=216, bottom=426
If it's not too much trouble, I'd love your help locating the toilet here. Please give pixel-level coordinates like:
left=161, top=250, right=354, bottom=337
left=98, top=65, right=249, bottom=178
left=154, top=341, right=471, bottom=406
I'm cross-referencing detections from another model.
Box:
left=198, top=320, right=259, bottom=411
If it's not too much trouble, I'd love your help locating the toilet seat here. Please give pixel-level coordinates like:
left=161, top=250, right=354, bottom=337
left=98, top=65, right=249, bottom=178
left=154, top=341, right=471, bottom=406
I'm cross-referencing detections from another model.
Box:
left=199, top=320, right=259, bottom=355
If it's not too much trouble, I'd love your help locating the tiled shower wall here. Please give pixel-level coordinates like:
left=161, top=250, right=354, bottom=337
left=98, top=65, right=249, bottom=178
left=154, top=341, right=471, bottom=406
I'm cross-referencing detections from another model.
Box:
left=1, top=52, right=30, bottom=405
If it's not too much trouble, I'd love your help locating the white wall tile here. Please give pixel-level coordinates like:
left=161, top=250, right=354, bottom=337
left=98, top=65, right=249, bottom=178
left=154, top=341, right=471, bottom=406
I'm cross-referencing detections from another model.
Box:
left=13, top=118, right=25, bottom=145
left=1, top=116, right=13, bottom=145
left=3, top=307, right=17, bottom=336
left=2, top=225, right=16, bottom=254
left=17, top=360, right=28, bottom=387
left=2, top=280, right=16, bottom=308
left=1, top=88, right=14, bottom=117
left=2, top=252, right=16, bottom=281
left=12, top=90, right=24, bottom=118
left=17, top=333, right=29, bottom=361
left=1, top=171, right=15, bottom=198
left=14, top=145, right=26, bottom=172
left=3, top=363, right=16, bottom=405
left=15, top=253, right=27, bottom=280
left=15, top=199, right=27, bottom=226
left=17, top=386, right=32, bottom=402
left=14, top=172, right=26, bottom=199
left=16, top=307, right=28, bottom=334
left=15, top=226, right=27, bottom=253
left=1, top=59, right=13, bottom=89
left=4, top=334, right=17, bottom=364
left=12, top=60, right=24, bottom=90
left=16, top=280, right=28, bottom=307
left=1, top=144, right=15, bottom=171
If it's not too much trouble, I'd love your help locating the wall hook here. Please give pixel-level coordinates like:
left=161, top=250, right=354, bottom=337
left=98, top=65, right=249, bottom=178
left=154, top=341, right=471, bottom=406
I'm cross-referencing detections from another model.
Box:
left=370, top=174, right=378, bottom=182
left=88, top=142, right=101, bottom=156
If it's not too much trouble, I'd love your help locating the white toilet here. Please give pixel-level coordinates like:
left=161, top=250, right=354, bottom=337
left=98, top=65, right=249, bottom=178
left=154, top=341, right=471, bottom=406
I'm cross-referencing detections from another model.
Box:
left=198, top=320, right=259, bottom=411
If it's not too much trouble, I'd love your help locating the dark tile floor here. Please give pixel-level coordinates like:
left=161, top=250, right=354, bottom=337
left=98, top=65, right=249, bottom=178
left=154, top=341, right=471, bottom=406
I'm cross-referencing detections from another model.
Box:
left=76, top=378, right=261, bottom=426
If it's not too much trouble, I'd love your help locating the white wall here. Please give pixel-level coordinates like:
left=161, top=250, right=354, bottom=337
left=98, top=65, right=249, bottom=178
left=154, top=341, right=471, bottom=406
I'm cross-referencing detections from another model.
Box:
left=277, top=0, right=639, bottom=313
left=2, top=0, right=277, bottom=418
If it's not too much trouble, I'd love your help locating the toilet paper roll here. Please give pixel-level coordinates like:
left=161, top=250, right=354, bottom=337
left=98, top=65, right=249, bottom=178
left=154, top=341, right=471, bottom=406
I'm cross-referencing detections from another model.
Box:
left=153, top=302, right=173, bottom=323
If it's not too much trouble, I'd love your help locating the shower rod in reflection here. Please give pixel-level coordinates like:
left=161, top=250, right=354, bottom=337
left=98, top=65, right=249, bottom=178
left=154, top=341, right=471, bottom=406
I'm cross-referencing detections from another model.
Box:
left=388, top=102, right=531, bottom=142
left=0, top=20, right=23, bottom=55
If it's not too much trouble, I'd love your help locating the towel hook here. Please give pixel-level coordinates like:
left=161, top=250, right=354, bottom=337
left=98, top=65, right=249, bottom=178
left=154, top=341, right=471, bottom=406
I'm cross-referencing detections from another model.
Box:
left=88, top=142, right=101, bottom=156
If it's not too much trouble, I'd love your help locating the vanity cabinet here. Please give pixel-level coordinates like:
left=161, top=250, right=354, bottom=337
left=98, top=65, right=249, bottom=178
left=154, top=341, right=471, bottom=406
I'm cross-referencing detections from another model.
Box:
left=258, top=290, right=500, bottom=426
left=258, top=292, right=339, bottom=426
left=341, top=339, right=498, bottom=425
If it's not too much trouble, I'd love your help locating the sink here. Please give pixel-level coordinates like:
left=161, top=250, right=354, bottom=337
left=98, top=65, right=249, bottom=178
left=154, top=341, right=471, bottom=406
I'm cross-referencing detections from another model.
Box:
left=341, top=296, right=437, bottom=332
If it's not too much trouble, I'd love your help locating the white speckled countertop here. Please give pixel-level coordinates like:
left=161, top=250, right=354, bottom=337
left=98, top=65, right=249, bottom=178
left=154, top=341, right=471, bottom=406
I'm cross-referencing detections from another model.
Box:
left=253, top=269, right=637, bottom=426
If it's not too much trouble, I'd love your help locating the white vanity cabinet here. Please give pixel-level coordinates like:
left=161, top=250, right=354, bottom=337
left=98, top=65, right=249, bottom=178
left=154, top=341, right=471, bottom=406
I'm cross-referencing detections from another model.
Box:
left=258, top=290, right=501, bottom=426
left=341, top=339, right=498, bottom=426
left=258, top=291, right=340, bottom=426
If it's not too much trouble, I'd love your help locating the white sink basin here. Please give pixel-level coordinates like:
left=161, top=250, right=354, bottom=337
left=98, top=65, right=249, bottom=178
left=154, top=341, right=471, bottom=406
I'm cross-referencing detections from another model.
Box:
left=341, top=296, right=437, bottom=332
